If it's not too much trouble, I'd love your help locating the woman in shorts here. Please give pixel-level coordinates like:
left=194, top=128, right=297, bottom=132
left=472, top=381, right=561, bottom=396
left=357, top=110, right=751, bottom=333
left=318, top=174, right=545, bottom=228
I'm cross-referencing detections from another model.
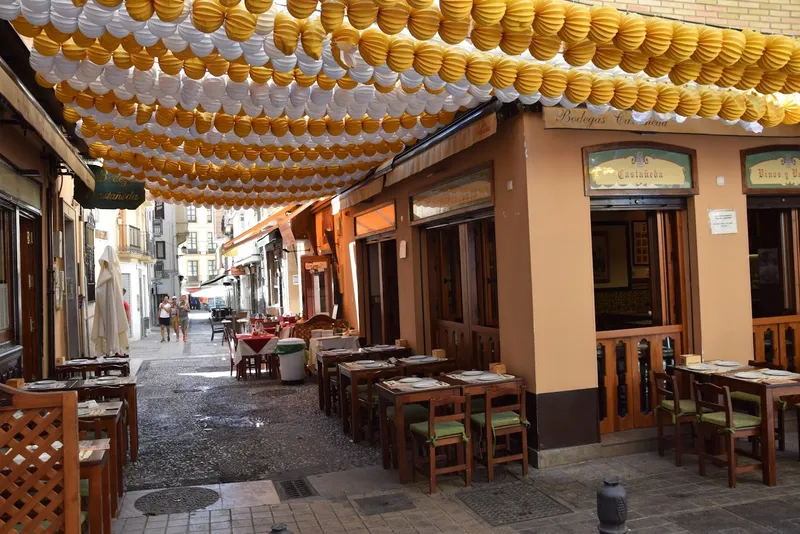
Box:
left=158, top=296, right=172, bottom=342
left=170, top=296, right=180, bottom=341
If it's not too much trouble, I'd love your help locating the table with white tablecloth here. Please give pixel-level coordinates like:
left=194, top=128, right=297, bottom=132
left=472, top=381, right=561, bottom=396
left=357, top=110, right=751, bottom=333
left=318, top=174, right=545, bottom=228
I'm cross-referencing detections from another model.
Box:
left=308, top=335, right=360, bottom=367
left=235, top=334, right=279, bottom=366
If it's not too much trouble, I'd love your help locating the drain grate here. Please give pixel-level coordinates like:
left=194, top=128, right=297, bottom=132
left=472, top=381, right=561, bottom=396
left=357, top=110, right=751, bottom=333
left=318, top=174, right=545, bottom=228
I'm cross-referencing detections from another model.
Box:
left=276, top=478, right=317, bottom=501
left=134, top=487, right=220, bottom=515
left=456, top=481, right=571, bottom=526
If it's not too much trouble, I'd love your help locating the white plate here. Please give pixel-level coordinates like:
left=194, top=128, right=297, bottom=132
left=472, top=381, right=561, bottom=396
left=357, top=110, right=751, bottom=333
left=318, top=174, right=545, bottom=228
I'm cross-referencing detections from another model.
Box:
left=763, top=369, right=792, bottom=377
left=715, top=361, right=740, bottom=367
left=734, top=372, right=763, bottom=379
left=687, top=364, right=714, bottom=370
left=376, top=345, right=395, bottom=349
left=408, top=355, right=429, bottom=360
left=399, top=377, right=422, bottom=383
left=95, top=377, right=117, bottom=382
left=462, top=371, right=484, bottom=377
left=28, top=384, right=52, bottom=390
left=34, top=380, right=56, bottom=385
left=69, top=359, right=89, bottom=364
left=354, top=360, right=375, bottom=365
left=477, top=374, right=502, bottom=382
left=329, top=348, right=348, bottom=352
left=412, top=381, right=438, bottom=389
left=364, top=363, right=385, bottom=368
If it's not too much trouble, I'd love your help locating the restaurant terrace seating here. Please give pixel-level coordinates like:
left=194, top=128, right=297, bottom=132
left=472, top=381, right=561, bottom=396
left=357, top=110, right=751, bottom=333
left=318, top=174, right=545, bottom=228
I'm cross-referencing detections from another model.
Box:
left=730, top=360, right=788, bottom=452
left=694, top=382, right=763, bottom=489
left=653, top=371, right=699, bottom=467
left=469, top=383, right=529, bottom=482
left=410, top=395, right=471, bottom=494
left=0, top=383, right=82, bottom=533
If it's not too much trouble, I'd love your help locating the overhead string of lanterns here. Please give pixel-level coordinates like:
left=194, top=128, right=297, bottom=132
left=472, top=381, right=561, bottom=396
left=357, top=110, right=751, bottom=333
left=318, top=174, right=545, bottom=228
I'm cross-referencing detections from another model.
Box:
left=4, top=0, right=800, bottom=207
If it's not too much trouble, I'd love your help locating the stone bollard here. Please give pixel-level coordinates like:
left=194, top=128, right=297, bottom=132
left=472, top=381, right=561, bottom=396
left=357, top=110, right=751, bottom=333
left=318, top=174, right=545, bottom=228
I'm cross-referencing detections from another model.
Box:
left=271, top=524, right=293, bottom=533
left=597, top=476, right=628, bottom=534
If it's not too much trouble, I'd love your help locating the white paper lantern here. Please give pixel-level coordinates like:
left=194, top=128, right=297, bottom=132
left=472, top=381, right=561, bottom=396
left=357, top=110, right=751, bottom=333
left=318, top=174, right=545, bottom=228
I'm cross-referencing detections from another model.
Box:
left=78, top=12, right=105, bottom=38
left=50, top=11, right=79, bottom=33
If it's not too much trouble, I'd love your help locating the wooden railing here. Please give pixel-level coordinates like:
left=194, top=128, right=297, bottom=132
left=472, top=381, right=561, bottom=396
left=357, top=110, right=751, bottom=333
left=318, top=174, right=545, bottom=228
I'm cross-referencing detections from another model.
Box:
left=753, top=315, right=800, bottom=371
left=596, top=325, right=683, bottom=435
left=432, top=320, right=500, bottom=370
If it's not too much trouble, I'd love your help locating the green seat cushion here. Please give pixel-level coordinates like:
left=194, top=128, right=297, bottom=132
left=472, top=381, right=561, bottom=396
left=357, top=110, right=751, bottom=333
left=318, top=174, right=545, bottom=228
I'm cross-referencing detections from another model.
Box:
left=659, top=398, right=700, bottom=414
left=731, top=391, right=785, bottom=410
left=470, top=411, right=522, bottom=429
left=387, top=404, right=428, bottom=423
left=409, top=420, right=468, bottom=446
left=327, top=366, right=337, bottom=373
left=700, top=411, right=761, bottom=430
left=470, top=398, right=486, bottom=414
left=345, top=384, right=368, bottom=395
left=357, top=389, right=380, bottom=404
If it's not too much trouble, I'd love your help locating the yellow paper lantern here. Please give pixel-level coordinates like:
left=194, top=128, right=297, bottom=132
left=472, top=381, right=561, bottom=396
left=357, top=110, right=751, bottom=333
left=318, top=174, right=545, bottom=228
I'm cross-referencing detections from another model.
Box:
left=465, top=52, right=492, bottom=85
left=664, top=23, right=698, bottom=62
left=228, top=63, right=250, bottom=83
left=632, top=80, right=657, bottom=112
left=348, top=0, right=379, bottom=29
left=613, top=13, right=646, bottom=52
left=696, top=88, right=722, bottom=118
left=501, top=0, right=534, bottom=33
left=440, top=0, right=472, bottom=22
left=588, top=5, right=620, bottom=44
left=301, top=18, right=326, bottom=60
left=558, top=2, right=590, bottom=45
left=225, top=5, right=258, bottom=42
left=288, top=0, right=318, bottom=19
left=756, top=70, right=787, bottom=94
left=668, top=59, right=701, bottom=85
left=564, top=70, right=592, bottom=104
left=439, top=19, right=471, bottom=45
left=377, top=0, right=410, bottom=35
left=273, top=12, right=301, bottom=55
left=716, top=93, right=746, bottom=121
left=514, top=62, right=543, bottom=94
left=533, top=0, right=565, bottom=37
left=695, top=62, right=723, bottom=86
left=33, top=34, right=60, bottom=56
left=643, top=56, right=674, bottom=79
left=739, top=29, right=766, bottom=66
left=758, top=34, right=793, bottom=72
left=592, top=43, right=623, bottom=70
left=154, top=0, right=184, bottom=21
left=470, top=24, right=503, bottom=52
left=126, top=0, right=155, bottom=22
left=192, top=0, right=227, bottom=33
left=619, top=51, right=648, bottom=74
left=640, top=17, right=672, bottom=58
left=439, top=47, right=468, bottom=82
left=245, top=0, right=273, bottom=14
left=358, top=27, right=390, bottom=66
left=717, top=64, right=744, bottom=87
left=781, top=41, right=800, bottom=77
left=692, top=25, right=722, bottom=64
left=587, top=76, right=614, bottom=105
left=412, top=41, right=443, bottom=77
left=529, top=33, right=561, bottom=61
left=98, top=31, right=121, bottom=52
left=563, top=39, right=596, bottom=67
left=489, top=55, right=517, bottom=88
left=387, top=35, right=415, bottom=72
left=610, top=77, right=638, bottom=110
left=408, top=6, right=441, bottom=41
left=540, top=65, right=567, bottom=98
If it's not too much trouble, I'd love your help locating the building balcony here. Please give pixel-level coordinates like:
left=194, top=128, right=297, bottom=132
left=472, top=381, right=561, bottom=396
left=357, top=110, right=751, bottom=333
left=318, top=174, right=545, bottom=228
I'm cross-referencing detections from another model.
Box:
left=118, top=226, right=155, bottom=263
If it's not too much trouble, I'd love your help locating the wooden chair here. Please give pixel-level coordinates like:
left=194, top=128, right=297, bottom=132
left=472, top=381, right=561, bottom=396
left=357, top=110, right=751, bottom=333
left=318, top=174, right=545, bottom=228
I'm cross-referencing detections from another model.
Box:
left=653, top=371, right=698, bottom=466
left=693, top=381, right=763, bottom=488
left=78, top=387, right=130, bottom=463
left=0, top=383, right=82, bottom=533
left=227, top=336, right=236, bottom=377
left=347, top=369, right=395, bottom=443
left=410, top=395, right=472, bottom=494
left=210, top=319, right=226, bottom=343
left=469, top=384, right=528, bottom=482
left=731, top=360, right=787, bottom=451
left=293, top=314, right=348, bottom=345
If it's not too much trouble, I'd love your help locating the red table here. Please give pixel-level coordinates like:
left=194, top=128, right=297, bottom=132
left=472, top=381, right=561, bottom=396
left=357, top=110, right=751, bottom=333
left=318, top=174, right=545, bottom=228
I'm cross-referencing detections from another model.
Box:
left=235, top=334, right=277, bottom=379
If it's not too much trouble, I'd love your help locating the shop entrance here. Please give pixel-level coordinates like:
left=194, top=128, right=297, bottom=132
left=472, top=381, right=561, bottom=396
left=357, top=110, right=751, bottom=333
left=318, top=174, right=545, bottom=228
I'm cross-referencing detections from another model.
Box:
left=591, top=199, right=691, bottom=434
left=747, top=197, right=800, bottom=370
left=19, top=215, right=42, bottom=381
left=301, top=255, right=333, bottom=317
left=424, top=217, right=500, bottom=370
left=361, top=238, right=400, bottom=345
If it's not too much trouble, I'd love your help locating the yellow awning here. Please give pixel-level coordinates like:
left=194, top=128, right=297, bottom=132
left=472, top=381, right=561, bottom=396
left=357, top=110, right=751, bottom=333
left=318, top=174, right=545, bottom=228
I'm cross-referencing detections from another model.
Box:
left=220, top=200, right=317, bottom=256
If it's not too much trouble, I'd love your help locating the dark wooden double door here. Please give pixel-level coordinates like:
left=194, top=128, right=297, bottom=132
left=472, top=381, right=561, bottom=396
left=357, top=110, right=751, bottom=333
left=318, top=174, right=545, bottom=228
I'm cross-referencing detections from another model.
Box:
left=424, top=218, right=500, bottom=370
left=362, top=239, right=400, bottom=345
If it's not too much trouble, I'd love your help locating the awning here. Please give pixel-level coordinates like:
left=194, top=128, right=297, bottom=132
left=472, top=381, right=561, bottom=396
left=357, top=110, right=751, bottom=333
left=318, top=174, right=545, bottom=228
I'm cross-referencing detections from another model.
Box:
left=200, top=273, right=227, bottom=287
left=0, top=56, right=95, bottom=190
left=234, top=254, right=261, bottom=267
left=191, top=285, right=229, bottom=299
left=332, top=176, right=384, bottom=215
left=220, top=200, right=316, bottom=256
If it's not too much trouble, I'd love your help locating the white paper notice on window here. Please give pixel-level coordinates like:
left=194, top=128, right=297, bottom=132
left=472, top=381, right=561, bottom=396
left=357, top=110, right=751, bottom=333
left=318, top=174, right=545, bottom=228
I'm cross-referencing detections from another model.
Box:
left=708, top=209, right=738, bottom=235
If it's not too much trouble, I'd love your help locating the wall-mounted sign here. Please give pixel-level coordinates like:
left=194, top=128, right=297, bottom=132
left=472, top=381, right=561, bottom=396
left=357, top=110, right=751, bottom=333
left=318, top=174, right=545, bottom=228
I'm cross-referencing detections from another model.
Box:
left=708, top=209, right=738, bottom=235
left=583, top=143, right=696, bottom=196
left=741, top=147, right=800, bottom=194
left=74, top=165, right=145, bottom=209
left=94, top=229, right=108, bottom=240
left=230, top=266, right=246, bottom=276
left=304, top=261, right=328, bottom=272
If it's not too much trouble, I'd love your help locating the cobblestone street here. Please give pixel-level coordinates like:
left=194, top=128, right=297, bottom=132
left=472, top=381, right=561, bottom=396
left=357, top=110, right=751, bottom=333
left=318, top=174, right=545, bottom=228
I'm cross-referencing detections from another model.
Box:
left=117, top=315, right=800, bottom=533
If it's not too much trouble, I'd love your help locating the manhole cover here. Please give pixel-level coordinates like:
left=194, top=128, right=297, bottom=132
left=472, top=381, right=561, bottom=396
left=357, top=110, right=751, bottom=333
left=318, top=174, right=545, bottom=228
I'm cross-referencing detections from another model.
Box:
left=276, top=478, right=317, bottom=500
left=134, top=487, right=220, bottom=515
left=352, top=493, right=416, bottom=516
left=456, top=482, right=571, bottom=526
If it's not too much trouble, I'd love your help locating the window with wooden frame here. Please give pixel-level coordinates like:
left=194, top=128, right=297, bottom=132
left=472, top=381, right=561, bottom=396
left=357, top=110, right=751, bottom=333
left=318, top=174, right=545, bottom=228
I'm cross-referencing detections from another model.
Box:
left=0, top=207, right=15, bottom=343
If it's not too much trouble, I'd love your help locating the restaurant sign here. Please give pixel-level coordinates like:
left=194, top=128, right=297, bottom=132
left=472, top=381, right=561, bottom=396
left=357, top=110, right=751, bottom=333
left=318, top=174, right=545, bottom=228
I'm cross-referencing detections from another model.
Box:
left=74, top=165, right=146, bottom=209
left=583, top=144, right=696, bottom=196
left=742, top=148, right=800, bottom=194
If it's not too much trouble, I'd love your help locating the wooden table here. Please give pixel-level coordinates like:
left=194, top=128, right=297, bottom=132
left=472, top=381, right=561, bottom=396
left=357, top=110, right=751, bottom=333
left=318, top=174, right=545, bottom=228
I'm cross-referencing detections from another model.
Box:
left=80, top=447, right=111, bottom=534
left=398, top=357, right=455, bottom=377
left=55, top=357, right=130, bottom=379
left=339, top=362, right=402, bottom=443
left=23, top=377, right=140, bottom=462
left=676, top=364, right=800, bottom=486
left=376, top=379, right=462, bottom=484
left=235, top=334, right=277, bottom=380
left=441, top=372, right=525, bottom=396
left=317, top=347, right=409, bottom=415
left=79, top=402, right=124, bottom=516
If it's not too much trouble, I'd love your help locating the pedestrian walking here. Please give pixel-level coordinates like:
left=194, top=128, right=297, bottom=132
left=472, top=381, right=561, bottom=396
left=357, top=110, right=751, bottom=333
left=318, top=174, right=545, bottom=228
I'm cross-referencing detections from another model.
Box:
left=170, top=296, right=180, bottom=341
left=158, top=296, right=172, bottom=342
left=179, top=294, right=190, bottom=342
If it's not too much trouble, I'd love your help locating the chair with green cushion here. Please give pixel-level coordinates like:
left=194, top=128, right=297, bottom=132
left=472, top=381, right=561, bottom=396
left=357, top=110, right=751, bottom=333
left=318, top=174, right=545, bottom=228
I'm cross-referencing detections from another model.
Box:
left=410, top=395, right=471, bottom=494
left=385, top=403, right=429, bottom=469
left=730, top=360, right=787, bottom=452
left=469, top=382, right=529, bottom=482
left=350, top=369, right=396, bottom=444
left=693, top=381, right=763, bottom=489
left=653, top=371, right=698, bottom=467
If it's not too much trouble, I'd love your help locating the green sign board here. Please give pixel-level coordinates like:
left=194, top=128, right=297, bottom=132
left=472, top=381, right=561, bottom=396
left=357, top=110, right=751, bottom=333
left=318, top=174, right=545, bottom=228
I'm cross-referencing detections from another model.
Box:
left=584, top=145, right=696, bottom=196
left=742, top=149, right=800, bottom=193
left=75, top=165, right=145, bottom=209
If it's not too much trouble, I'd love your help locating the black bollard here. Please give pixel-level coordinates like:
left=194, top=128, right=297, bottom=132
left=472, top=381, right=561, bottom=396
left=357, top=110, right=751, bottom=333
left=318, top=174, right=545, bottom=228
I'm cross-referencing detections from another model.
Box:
left=597, top=476, right=628, bottom=534
left=271, top=524, right=293, bottom=533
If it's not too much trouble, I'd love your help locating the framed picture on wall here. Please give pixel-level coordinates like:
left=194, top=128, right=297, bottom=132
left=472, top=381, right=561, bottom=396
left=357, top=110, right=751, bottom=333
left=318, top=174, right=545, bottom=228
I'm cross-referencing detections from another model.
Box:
left=592, top=231, right=611, bottom=284
left=632, top=221, right=649, bottom=266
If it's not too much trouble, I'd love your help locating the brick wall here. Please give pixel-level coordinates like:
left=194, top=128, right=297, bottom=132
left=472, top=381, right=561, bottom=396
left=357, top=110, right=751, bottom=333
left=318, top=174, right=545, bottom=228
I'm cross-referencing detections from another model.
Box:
left=577, top=0, right=800, bottom=35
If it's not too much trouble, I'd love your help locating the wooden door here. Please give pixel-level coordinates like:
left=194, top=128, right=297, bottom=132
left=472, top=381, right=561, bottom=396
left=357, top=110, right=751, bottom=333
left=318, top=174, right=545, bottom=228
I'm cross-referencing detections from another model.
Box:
left=301, top=255, right=333, bottom=317
left=426, top=219, right=500, bottom=369
left=361, top=239, right=401, bottom=345
left=19, top=216, right=42, bottom=381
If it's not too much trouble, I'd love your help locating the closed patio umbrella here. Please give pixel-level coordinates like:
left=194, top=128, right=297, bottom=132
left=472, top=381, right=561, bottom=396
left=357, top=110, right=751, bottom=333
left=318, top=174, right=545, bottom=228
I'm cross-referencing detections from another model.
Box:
left=91, top=245, right=129, bottom=355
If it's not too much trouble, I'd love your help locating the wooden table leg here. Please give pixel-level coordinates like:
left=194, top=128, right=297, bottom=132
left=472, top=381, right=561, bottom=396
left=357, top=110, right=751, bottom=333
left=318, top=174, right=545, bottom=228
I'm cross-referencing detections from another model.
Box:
left=396, top=400, right=408, bottom=483
left=256, top=355, right=262, bottom=378
left=762, top=388, right=777, bottom=486
left=340, top=371, right=350, bottom=435
left=85, top=464, right=104, bottom=534
left=102, top=460, right=112, bottom=534
left=379, top=397, right=390, bottom=469
left=116, top=418, right=124, bottom=501
left=102, top=420, right=119, bottom=516
left=351, top=376, right=361, bottom=443
left=323, top=365, right=332, bottom=416
left=317, top=360, right=325, bottom=411
left=127, top=385, right=139, bottom=463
